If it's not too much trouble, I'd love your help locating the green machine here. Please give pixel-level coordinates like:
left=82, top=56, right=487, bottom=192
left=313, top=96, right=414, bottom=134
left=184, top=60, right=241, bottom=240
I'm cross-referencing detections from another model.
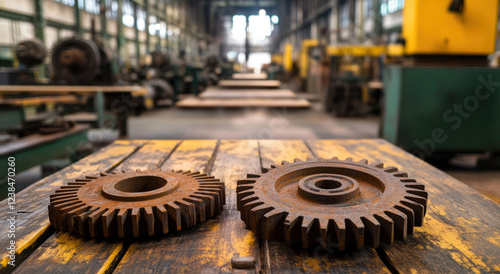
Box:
left=383, top=67, right=500, bottom=157
left=382, top=0, right=500, bottom=158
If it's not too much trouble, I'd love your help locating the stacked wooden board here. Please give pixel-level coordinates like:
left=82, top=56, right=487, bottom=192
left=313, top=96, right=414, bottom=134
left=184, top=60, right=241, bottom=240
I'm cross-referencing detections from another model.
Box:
left=176, top=80, right=311, bottom=108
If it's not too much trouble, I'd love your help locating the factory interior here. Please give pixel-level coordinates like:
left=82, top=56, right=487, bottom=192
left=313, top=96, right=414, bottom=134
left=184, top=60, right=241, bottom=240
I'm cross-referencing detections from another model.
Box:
left=0, top=0, right=499, bottom=273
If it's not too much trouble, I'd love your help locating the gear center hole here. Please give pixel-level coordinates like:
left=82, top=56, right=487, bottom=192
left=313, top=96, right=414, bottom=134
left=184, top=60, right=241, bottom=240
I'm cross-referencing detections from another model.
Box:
left=314, top=179, right=342, bottom=190
left=114, top=176, right=167, bottom=193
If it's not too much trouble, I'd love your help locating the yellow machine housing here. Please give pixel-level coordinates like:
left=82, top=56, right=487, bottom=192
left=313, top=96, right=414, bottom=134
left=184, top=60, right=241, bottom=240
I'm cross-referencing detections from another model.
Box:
left=402, top=0, right=499, bottom=55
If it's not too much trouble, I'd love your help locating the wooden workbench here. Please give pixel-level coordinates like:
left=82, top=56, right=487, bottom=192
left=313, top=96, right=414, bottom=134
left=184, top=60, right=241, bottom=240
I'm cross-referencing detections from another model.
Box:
left=0, top=85, right=147, bottom=137
left=1, top=139, right=499, bottom=273
left=218, top=80, right=281, bottom=89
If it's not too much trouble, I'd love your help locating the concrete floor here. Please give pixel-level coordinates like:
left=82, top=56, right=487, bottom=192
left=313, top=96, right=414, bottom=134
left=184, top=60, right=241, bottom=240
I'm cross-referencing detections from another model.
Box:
left=5, top=103, right=499, bottom=203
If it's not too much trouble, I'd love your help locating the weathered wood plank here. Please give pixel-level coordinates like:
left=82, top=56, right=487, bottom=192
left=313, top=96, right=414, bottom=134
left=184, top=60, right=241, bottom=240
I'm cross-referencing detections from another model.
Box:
left=9, top=140, right=179, bottom=274
left=160, top=140, right=218, bottom=172
left=176, top=97, right=311, bottom=108
left=306, top=139, right=500, bottom=273
left=0, top=142, right=142, bottom=272
left=258, top=140, right=390, bottom=273
left=114, top=140, right=262, bottom=273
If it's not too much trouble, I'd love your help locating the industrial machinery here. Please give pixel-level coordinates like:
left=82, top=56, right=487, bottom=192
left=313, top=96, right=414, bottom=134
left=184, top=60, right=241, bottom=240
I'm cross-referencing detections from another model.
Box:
left=49, top=169, right=225, bottom=238
left=203, top=54, right=223, bottom=86
left=51, top=37, right=116, bottom=85
left=323, top=45, right=385, bottom=116
left=382, top=0, right=500, bottom=159
left=0, top=38, right=46, bottom=85
left=236, top=158, right=427, bottom=250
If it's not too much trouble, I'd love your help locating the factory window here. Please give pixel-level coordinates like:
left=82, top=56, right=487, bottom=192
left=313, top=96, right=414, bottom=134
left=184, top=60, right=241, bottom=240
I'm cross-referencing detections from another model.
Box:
left=381, top=0, right=404, bottom=16
left=364, top=0, right=373, bottom=19
left=231, top=15, right=246, bottom=41
left=248, top=13, right=272, bottom=41
left=54, top=0, right=75, bottom=7
left=84, top=0, right=99, bottom=14
left=339, top=1, right=350, bottom=28
left=137, top=7, right=146, bottom=31
left=122, top=0, right=135, bottom=27
left=106, top=0, right=118, bottom=19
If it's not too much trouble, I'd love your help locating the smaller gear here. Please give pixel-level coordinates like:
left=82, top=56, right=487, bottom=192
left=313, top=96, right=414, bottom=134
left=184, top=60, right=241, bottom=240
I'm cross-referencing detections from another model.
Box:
left=236, top=158, right=428, bottom=250
left=49, top=170, right=225, bottom=238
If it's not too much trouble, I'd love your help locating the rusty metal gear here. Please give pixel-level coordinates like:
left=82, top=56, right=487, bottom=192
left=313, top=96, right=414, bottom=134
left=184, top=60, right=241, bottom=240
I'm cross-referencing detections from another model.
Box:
left=49, top=170, right=225, bottom=238
left=236, top=158, right=428, bottom=250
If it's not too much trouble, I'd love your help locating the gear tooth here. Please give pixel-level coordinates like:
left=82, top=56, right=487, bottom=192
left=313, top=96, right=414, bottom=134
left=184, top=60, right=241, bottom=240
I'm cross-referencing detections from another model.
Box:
left=281, top=160, right=290, bottom=165
left=403, top=182, right=426, bottom=190
left=374, top=213, right=394, bottom=244
left=191, top=194, right=215, bottom=217
left=189, top=171, right=201, bottom=176
left=155, top=205, right=169, bottom=234
left=261, top=167, right=270, bottom=173
left=77, top=206, right=98, bottom=237
left=331, top=156, right=339, bottom=160
left=346, top=218, right=365, bottom=250
left=385, top=209, right=408, bottom=240
left=393, top=172, right=408, bottom=177
left=166, top=202, right=182, bottom=231
left=237, top=179, right=256, bottom=187
left=372, top=162, right=384, bottom=168
left=358, top=159, right=369, bottom=164
left=144, top=207, right=155, bottom=236
left=345, top=157, right=353, bottom=161
left=75, top=178, right=92, bottom=182
left=121, top=170, right=127, bottom=173
left=131, top=208, right=141, bottom=237
left=293, top=158, right=302, bottom=163
left=270, top=164, right=278, bottom=169
left=404, top=194, right=428, bottom=215
left=183, top=197, right=205, bottom=223
left=384, top=166, right=398, bottom=173
left=101, top=209, right=115, bottom=238
left=88, top=208, right=107, bottom=238
left=181, top=170, right=191, bottom=174
left=99, top=172, right=108, bottom=176
left=175, top=200, right=197, bottom=227
left=361, top=216, right=380, bottom=248
left=85, top=175, right=98, bottom=179
left=284, top=215, right=302, bottom=245
left=241, top=201, right=264, bottom=225
left=263, top=210, right=288, bottom=241
left=136, top=169, right=142, bottom=172
left=246, top=173, right=261, bottom=178
left=395, top=204, right=415, bottom=235
left=237, top=193, right=257, bottom=211
left=116, top=208, right=128, bottom=238
left=196, top=191, right=223, bottom=213
left=401, top=199, right=425, bottom=226
left=300, top=218, right=318, bottom=249
left=332, top=219, right=346, bottom=251
left=406, top=190, right=428, bottom=199
left=249, top=205, right=274, bottom=236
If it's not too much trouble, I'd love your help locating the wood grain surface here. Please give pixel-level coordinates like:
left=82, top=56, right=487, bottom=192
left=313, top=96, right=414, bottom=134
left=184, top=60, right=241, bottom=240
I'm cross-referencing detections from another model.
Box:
left=1, top=139, right=498, bottom=274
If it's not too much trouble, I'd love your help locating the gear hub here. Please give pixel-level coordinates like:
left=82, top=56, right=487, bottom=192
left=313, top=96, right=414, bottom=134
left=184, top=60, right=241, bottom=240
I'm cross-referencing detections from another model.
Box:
left=236, top=158, right=428, bottom=250
left=49, top=170, right=225, bottom=238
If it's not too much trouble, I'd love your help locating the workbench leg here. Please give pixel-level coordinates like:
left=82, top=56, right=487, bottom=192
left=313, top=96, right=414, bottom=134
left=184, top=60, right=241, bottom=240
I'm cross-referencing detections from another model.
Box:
left=117, top=113, right=128, bottom=139
left=95, top=91, right=105, bottom=128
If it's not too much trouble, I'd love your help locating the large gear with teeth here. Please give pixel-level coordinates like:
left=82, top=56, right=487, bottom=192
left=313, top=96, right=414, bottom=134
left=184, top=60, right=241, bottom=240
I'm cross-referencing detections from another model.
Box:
left=236, top=158, right=428, bottom=250
left=49, top=170, right=225, bottom=238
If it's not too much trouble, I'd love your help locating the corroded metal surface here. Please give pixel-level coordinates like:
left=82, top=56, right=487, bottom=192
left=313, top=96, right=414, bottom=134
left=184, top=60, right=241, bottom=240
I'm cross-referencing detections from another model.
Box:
left=49, top=170, right=225, bottom=238
left=15, top=38, right=46, bottom=67
left=51, top=37, right=101, bottom=84
left=236, top=158, right=428, bottom=250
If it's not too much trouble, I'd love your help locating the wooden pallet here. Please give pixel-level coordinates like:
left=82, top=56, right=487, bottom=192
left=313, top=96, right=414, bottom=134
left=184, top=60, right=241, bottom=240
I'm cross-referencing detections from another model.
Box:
left=199, top=88, right=296, bottom=99
left=2, top=139, right=499, bottom=273
left=232, top=73, right=268, bottom=80
left=218, top=80, right=281, bottom=89
left=176, top=96, right=310, bottom=108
